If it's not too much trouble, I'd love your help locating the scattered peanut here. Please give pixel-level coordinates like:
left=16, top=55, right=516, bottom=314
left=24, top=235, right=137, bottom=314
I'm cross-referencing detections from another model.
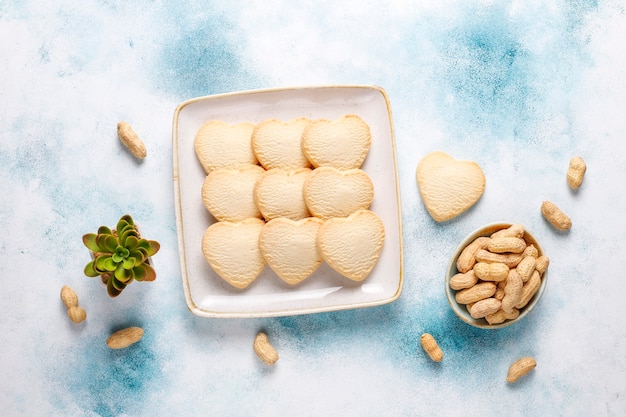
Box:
left=106, top=326, right=144, bottom=349
left=541, top=201, right=572, bottom=231
left=67, top=306, right=87, bottom=323
left=117, top=121, right=147, bottom=159
left=506, top=357, right=537, bottom=383
left=60, top=285, right=86, bottom=323
left=450, top=225, right=549, bottom=326
left=456, top=236, right=491, bottom=273
left=420, top=333, right=443, bottom=362
left=566, top=156, right=586, bottom=190
left=253, top=332, right=279, bottom=365
left=60, top=285, right=79, bottom=309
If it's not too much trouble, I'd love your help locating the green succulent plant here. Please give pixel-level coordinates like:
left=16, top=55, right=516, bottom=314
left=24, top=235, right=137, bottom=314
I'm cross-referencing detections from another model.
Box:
left=82, top=214, right=160, bottom=297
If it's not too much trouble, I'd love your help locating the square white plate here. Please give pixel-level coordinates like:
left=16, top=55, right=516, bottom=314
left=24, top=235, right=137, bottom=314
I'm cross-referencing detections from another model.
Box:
left=172, top=85, right=403, bottom=317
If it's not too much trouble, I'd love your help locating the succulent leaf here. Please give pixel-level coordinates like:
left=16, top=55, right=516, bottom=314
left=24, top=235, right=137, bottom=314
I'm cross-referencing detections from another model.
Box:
left=146, top=240, right=160, bottom=257
left=84, top=260, right=99, bottom=277
left=124, top=235, right=139, bottom=251
left=116, top=269, right=134, bottom=284
left=102, top=257, right=117, bottom=272
left=98, top=226, right=113, bottom=235
left=96, top=234, right=118, bottom=253
left=109, top=275, right=127, bottom=291
left=111, top=246, right=129, bottom=263
left=133, top=265, right=147, bottom=281
left=104, top=235, right=119, bottom=252
left=130, top=248, right=147, bottom=263
left=117, top=221, right=131, bottom=235
left=107, top=279, right=122, bottom=297
left=82, top=234, right=100, bottom=252
left=120, top=214, right=134, bottom=226
left=123, top=257, right=136, bottom=270
left=95, top=255, right=113, bottom=272
left=117, top=216, right=135, bottom=235
left=119, top=228, right=139, bottom=247
left=142, top=263, right=157, bottom=282
left=116, top=217, right=131, bottom=234
left=114, top=263, right=132, bottom=282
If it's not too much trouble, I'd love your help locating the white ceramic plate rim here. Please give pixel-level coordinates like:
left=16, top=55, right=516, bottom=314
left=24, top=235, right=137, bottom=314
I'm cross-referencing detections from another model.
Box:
left=172, top=85, right=403, bottom=318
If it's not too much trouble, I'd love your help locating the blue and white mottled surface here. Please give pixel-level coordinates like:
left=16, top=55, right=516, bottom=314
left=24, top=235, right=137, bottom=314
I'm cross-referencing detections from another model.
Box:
left=1, top=1, right=625, bottom=416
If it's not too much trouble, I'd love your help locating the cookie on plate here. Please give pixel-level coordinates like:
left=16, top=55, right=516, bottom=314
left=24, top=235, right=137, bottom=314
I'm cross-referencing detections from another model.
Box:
left=303, top=166, right=374, bottom=220
left=201, top=164, right=265, bottom=222
left=259, top=217, right=324, bottom=285
left=254, top=168, right=312, bottom=221
left=301, top=114, right=371, bottom=169
left=316, top=210, right=385, bottom=282
left=194, top=120, right=257, bottom=174
left=252, top=118, right=312, bottom=170
left=415, top=151, right=486, bottom=222
left=201, top=218, right=266, bottom=289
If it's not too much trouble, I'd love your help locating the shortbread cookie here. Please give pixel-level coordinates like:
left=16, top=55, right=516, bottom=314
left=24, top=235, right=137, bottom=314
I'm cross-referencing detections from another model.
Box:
left=416, top=151, right=486, bottom=222
left=301, top=115, right=371, bottom=169
left=202, top=218, right=266, bottom=289
left=254, top=168, right=312, bottom=221
left=252, top=118, right=312, bottom=170
left=303, top=167, right=374, bottom=220
left=194, top=120, right=257, bottom=174
left=201, top=164, right=265, bottom=222
left=259, top=217, right=324, bottom=285
left=317, top=210, right=385, bottom=282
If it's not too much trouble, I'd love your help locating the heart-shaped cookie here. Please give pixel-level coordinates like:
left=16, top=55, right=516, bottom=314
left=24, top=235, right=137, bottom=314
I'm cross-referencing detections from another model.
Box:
left=194, top=120, right=257, bottom=174
left=301, top=115, right=371, bottom=169
left=254, top=168, right=312, bottom=221
left=202, top=218, right=266, bottom=289
left=303, top=167, right=374, bottom=220
left=259, top=217, right=324, bottom=285
left=316, top=210, right=385, bottom=282
left=252, top=118, right=312, bottom=170
left=202, top=164, right=265, bottom=222
left=416, top=151, right=486, bottom=222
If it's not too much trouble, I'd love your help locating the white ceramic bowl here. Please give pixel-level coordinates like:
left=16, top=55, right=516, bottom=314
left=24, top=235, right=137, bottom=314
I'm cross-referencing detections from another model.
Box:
left=445, top=222, right=548, bottom=329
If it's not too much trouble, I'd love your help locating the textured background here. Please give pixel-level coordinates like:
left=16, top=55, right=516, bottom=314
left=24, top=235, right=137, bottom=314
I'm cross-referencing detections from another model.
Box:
left=1, top=1, right=625, bottom=416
